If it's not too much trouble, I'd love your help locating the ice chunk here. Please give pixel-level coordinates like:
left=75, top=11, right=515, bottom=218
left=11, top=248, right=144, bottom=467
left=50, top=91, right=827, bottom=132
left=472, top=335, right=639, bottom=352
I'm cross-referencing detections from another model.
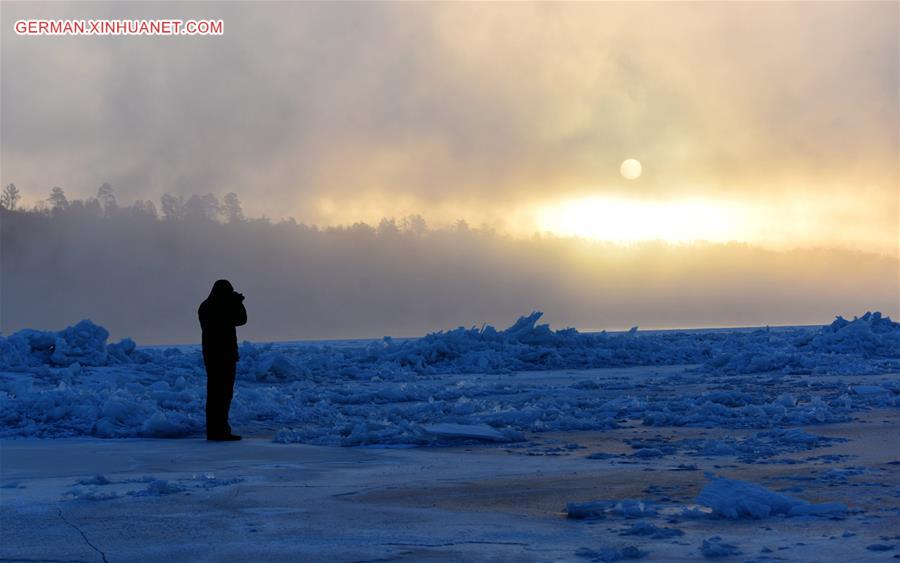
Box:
left=421, top=423, right=521, bottom=442
left=107, top=338, right=138, bottom=363
left=127, top=479, right=186, bottom=497
left=700, top=536, right=740, bottom=558
left=849, top=385, right=889, bottom=396
left=619, top=522, right=683, bottom=539
left=76, top=474, right=112, bottom=486
left=50, top=321, right=110, bottom=366
left=567, top=500, right=615, bottom=519
left=612, top=500, right=658, bottom=518
left=567, top=499, right=657, bottom=520
left=65, top=486, right=119, bottom=501
left=696, top=473, right=847, bottom=519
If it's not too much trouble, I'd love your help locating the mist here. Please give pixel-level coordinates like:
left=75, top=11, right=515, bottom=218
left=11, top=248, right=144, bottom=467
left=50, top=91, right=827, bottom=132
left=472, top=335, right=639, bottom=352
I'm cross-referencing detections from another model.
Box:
left=2, top=193, right=896, bottom=345
left=2, top=2, right=897, bottom=255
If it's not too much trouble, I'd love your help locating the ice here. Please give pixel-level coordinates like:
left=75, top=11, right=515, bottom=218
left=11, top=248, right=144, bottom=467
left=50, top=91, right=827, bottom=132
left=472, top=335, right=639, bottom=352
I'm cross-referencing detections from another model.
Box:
left=420, top=423, right=523, bottom=442
left=190, top=474, right=244, bottom=489
left=127, top=479, right=186, bottom=497
left=696, top=473, right=847, bottom=519
left=705, top=312, right=900, bottom=375
left=1, top=311, right=898, bottom=443
left=575, top=545, right=646, bottom=561
left=77, top=474, right=112, bottom=486
left=619, top=522, right=684, bottom=539
left=4, top=417, right=897, bottom=561
left=0, top=320, right=136, bottom=369
left=566, top=474, right=847, bottom=525
left=641, top=393, right=853, bottom=430
left=812, top=312, right=900, bottom=355
left=700, top=536, right=741, bottom=558
left=567, top=500, right=658, bottom=520
left=567, top=500, right=616, bottom=519
left=662, top=428, right=844, bottom=463
left=631, top=447, right=665, bottom=458
left=65, top=486, right=120, bottom=501
left=613, top=500, right=659, bottom=518
left=849, top=384, right=889, bottom=396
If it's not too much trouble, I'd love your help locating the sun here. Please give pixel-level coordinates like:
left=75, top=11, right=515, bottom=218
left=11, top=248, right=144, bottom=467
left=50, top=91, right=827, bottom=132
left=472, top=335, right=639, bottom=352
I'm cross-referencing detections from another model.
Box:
left=620, top=158, right=642, bottom=180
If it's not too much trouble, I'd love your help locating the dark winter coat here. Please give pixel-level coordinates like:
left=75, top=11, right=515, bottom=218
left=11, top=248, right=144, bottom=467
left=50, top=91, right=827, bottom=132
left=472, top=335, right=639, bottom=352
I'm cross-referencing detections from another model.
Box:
left=198, top=280, right=247, bottom=364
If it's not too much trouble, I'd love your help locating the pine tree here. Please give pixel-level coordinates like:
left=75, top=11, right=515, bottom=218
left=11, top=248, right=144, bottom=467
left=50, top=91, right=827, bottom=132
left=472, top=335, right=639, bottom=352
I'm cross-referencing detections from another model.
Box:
left=222, top=192, right=244, bottom=223
left=48, top=187, right=69, bottom=212
left=0, top=183, right=21, bottom=210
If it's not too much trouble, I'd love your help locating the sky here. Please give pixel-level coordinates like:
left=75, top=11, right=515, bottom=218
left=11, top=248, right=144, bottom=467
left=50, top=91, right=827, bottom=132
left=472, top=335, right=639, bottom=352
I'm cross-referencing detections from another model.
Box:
left=1, top=2, right=899, bottom=341
left=2, top=1, right=897, bottom=256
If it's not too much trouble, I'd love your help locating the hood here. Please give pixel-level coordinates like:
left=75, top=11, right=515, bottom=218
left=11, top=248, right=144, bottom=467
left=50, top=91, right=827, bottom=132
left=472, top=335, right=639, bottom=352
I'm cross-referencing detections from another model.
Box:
left=209, top=279, right=234, bottom=299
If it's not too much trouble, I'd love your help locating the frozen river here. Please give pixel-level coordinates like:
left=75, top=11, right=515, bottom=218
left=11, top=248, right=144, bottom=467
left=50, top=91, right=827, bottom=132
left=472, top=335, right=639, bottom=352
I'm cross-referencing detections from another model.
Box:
left=1, top=312, right=898, bottom=560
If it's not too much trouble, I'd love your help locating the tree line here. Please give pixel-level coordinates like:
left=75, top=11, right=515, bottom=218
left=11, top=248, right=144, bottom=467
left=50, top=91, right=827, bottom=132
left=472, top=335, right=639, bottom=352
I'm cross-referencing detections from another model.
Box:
left=0, top=183, right=443, bottom=236
left=1, top=183, right=247, bottom=224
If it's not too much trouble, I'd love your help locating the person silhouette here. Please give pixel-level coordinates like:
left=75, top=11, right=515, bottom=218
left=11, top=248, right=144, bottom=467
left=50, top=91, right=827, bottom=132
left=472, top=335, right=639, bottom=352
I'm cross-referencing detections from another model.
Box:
left=198, top=279, right=247, bottom=441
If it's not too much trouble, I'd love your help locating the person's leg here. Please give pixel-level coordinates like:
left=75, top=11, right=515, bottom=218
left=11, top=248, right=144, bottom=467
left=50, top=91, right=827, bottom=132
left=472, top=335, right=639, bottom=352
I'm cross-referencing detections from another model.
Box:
left=205, top=360, right=226, bottom=438
left=222, top=361, right=236, bottom=436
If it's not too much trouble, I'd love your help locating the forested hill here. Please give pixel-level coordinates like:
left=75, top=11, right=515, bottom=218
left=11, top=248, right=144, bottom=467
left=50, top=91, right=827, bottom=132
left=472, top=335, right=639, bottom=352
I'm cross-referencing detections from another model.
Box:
left=1, top=188, right=897, bottom=344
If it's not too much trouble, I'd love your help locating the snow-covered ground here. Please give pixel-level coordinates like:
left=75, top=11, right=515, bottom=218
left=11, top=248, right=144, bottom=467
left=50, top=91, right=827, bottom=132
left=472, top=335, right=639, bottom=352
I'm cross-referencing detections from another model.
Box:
left=1, top=312, right=898, bottom=561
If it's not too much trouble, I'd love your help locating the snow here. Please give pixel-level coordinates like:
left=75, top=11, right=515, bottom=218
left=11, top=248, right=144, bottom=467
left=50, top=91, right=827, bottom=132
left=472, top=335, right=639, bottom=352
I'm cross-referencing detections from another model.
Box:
left=0, top=309, right=896, bottom=558
left=2, top=391, right=897, bottom=561
left=1, top=312, right=898, bottom=444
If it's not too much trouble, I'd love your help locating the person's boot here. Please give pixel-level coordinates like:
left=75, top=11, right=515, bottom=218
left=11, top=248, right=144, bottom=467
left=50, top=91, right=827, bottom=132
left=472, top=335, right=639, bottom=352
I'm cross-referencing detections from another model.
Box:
left=207, top=433, right=241, bottom=441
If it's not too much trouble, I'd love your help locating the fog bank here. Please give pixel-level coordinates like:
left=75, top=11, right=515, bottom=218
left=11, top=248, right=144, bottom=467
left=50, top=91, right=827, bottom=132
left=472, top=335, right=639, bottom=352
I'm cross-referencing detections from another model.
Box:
left=1, top=207, right=896, bottom=345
